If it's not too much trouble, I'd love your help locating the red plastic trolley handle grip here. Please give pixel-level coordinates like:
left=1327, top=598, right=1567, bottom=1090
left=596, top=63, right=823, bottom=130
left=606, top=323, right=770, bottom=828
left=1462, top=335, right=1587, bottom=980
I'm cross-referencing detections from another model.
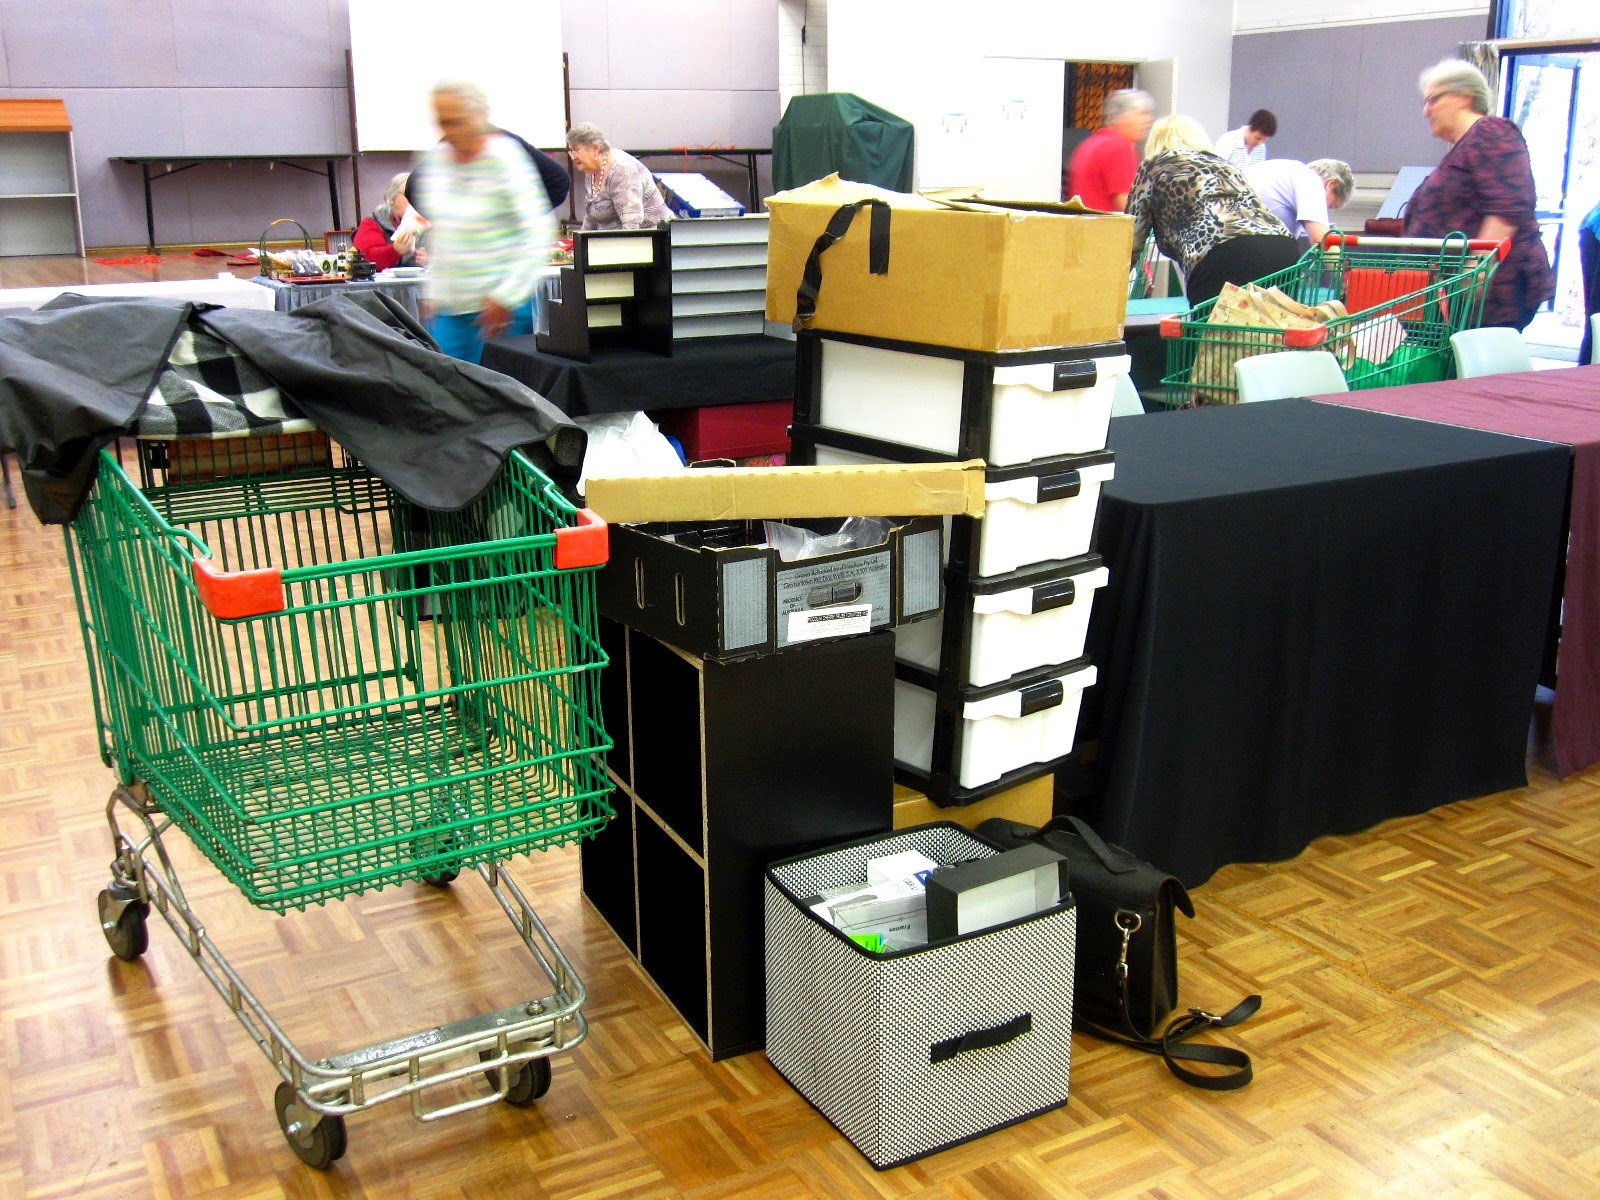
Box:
left=190, top=509, right=608, bottom=618
left=192, top=558, right=286, bottom=619
left=553, top=507, right=609, bottom=570
left=1321, top=232, right=1510, bottom=260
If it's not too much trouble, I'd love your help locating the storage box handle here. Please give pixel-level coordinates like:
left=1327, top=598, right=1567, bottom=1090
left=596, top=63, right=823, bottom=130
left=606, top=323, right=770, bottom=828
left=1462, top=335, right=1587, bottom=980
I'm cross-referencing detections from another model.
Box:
left=1035, top=471, right=1082, bottom=504
left=1030, top=578, right=1076, bottom=613
left=792, top=198, right=891, bottom=332
left=930, top=1012, right=1033, bottom=1064
left=1019, top=679, right=1065, bottom=715
left=1051, top=360, right=1099, bottom=391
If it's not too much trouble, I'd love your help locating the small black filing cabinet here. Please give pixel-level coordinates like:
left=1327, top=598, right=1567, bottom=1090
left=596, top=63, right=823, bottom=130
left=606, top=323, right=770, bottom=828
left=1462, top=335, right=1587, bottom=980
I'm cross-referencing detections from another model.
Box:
left=581, top=618, right=895, bottom=1058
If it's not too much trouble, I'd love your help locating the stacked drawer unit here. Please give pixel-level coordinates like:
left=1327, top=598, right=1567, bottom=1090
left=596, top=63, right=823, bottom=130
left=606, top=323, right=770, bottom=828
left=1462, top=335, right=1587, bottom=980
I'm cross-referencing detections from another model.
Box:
left=788, top=329, right=1128, bottom=806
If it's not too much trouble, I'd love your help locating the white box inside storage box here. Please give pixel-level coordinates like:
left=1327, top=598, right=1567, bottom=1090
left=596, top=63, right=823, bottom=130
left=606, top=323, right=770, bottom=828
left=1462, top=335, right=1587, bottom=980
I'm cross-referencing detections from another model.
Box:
left=765, top=824, right=1076, bottom=1170
left=807, top=439, right=1115, bottom=578
left=895, top=659, right=1096, bottom=792
left=808, top=333, right=1128, bottom=466
left=895, top=554, right=1108, bottom=688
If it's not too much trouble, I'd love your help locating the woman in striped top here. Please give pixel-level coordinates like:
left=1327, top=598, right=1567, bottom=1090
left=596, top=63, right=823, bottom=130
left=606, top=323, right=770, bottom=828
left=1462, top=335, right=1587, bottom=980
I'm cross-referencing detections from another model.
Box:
left=420, top=80, right=552, bottom=364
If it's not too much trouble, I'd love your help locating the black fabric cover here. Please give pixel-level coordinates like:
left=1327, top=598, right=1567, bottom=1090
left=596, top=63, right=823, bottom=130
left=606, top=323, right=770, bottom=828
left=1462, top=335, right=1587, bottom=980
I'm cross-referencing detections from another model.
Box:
left=1074, top=399, right=1570, bottom=887
left=0, top=291, right=584, bottom=523
left=772, top=93, right=914, bottom=193
left=481, top=333, right=797, bottom=417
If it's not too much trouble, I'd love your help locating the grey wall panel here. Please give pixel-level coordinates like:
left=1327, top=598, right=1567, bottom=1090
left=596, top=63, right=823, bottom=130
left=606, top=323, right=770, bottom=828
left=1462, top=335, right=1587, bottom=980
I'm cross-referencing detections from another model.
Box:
left=730, top=1, right=780, bottom=93
left=4, top=0, right=179, bottom=88
left=51, top=87, right=185, bottom=247
left=730, top=89, right=782, bottom=147
left=598, top=90, right=733, bottom=147
left=178, top=89, right=349, bottom=155
left=607, top=0, right=732, bottom=90
left=170, top=0, right=343, bottom=89
left=562, top=0, right=612, bottom=89
left=1230, top=16, right=1486, bottom=173
left=0, top=22, right=10, bottom=87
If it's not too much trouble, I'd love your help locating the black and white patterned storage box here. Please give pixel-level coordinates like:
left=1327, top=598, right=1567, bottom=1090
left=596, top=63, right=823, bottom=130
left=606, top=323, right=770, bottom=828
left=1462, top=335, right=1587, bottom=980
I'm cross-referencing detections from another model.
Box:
left=764, top=824, right=1076, bottom=1169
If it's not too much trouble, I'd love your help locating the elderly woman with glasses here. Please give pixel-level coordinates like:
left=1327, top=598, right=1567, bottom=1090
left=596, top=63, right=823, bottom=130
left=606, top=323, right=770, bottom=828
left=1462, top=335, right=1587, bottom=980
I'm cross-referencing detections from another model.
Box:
left=565, top=123, right=670, bottom=231
left=1404, top=58, right=1553, bottom=331
left=353, top=172, right=426, bottom=271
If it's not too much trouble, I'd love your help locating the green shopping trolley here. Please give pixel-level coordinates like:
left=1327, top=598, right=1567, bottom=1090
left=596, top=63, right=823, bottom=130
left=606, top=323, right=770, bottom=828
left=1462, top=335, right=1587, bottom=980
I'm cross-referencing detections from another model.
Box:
left=69, top=431, right=614, bottom=1168
left=1159, top=232, right=1508, bottom=407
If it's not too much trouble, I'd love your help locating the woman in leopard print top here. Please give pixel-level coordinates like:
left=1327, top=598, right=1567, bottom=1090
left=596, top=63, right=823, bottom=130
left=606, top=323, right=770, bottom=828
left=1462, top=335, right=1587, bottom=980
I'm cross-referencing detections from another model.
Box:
left=1127, top=116, right=1301, bottom=306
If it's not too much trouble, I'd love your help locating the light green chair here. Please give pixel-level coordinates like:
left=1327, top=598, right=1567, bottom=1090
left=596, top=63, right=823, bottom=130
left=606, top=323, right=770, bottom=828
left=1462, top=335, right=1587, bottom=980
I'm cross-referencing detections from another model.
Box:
left=1233, top=351, right=1349, bottom=404
left=1449, top=327, right=1533, bottom=378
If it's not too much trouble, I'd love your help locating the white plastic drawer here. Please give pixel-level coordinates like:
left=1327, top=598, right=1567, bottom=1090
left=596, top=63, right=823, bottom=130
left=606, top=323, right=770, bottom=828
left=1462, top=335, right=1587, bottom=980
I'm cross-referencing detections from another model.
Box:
left=976, top=460, right=1115, bottom=577
left=813, top=336, right=1129, bottom=465
left=895, top=557, right=1109, bottom=688
left=894, top=661, right=1097, bottom=791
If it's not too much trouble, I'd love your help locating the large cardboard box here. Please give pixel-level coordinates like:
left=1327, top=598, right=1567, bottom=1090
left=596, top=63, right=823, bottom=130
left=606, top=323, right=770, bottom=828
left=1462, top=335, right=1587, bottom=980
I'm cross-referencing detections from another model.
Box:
left=765, top=175, right=1135, bottom=353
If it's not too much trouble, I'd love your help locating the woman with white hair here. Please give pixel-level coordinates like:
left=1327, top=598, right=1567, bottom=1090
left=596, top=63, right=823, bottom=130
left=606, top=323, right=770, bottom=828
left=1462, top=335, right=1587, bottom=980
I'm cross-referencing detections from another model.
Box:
left=418, top=79, right=552, bottom=363
left=1404, top=58, right=1552, bottom=331
left=565, top=123, right=670, bottom=231
left=1126, top=115, right=1300, bottom=306
left=353, top=172, right=426, bottom=271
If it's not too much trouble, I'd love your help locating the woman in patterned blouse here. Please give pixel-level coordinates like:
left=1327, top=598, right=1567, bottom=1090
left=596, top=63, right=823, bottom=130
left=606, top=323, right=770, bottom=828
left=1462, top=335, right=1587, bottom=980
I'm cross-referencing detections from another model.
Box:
left=1126, top=116, right=1301, bottom=306
left=565, top=123, right=670, bottom=231
left=1404, top=59, right=1553, bottom=331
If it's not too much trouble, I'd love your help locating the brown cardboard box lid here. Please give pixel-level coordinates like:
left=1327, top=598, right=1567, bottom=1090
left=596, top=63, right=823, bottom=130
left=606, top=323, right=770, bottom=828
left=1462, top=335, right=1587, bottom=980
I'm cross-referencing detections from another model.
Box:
left=586, top=461, right=987, bottom=524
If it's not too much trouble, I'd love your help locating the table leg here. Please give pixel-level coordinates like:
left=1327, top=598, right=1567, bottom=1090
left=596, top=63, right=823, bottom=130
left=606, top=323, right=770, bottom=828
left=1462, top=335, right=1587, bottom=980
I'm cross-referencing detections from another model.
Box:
left=141, top=164, right=157, bottom=254
left=327, top=160, right=342, bottom=231
left=745, top=154, right=758, bottom=209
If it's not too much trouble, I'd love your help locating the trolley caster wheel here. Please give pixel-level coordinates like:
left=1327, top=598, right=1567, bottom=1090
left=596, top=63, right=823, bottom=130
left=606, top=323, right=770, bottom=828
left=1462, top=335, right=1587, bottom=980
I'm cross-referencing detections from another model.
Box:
left=412, top=833, right=461, bottom=887
left=98, top=886, right=150, bottom=962
left=480, top=1049, right=550, bottom=1107
left=274, top=1083, right=347, bottom=1169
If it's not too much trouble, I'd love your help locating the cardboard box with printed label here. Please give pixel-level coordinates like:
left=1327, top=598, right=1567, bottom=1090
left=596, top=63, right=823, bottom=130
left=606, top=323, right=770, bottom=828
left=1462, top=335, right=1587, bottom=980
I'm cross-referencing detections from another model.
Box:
left=764, top=175, right=1135, bottom=353
left=588, top=461, right=984, bottom=661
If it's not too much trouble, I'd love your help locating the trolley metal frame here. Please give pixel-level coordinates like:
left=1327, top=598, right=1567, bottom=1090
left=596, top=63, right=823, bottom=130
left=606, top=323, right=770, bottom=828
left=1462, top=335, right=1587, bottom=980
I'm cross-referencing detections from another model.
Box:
left=72, top=435, right=614, bottom=1167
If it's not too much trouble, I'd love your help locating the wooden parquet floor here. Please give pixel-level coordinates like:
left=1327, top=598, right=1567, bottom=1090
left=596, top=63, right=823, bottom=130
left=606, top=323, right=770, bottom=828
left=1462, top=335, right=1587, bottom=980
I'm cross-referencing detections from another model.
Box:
left=4, top=256, right=1600, bottom=1198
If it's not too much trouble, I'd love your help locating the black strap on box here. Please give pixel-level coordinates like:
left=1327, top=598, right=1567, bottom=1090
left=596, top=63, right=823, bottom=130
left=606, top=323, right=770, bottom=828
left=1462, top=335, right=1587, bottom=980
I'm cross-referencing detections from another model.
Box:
left=792, top=198, right=891, bottom=332
left=930, top=1012, right=1033, bottom=1064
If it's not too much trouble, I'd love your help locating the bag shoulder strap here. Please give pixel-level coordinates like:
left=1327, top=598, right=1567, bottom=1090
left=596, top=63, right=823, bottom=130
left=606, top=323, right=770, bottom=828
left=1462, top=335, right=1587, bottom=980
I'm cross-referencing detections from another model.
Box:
left=1080, top=995, right=1261, bottom=1090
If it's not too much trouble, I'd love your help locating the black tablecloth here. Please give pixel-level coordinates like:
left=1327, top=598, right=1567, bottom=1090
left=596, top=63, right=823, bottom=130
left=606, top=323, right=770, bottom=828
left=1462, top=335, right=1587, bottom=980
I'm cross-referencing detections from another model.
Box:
left=480, top=334, right=798, bottom=416
left=1074, top=398, right=1570, bottom=886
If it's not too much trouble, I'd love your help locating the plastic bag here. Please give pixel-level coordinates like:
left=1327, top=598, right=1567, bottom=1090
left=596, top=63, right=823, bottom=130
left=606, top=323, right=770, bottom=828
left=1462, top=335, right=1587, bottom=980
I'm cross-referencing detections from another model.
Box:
left=573, top=411, right=685, bottom=497
left=763, top=516, right=891, bottom=562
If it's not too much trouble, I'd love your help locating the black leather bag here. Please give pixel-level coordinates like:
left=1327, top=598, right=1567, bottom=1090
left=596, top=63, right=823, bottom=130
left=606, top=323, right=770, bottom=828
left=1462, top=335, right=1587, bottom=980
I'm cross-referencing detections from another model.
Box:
left=977, top=815, right=1260, bottom=1090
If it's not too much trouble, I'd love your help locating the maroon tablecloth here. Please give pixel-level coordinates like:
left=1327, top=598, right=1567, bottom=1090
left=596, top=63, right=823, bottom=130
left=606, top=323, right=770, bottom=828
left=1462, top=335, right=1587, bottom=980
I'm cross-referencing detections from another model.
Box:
left=1316, top=366, right=1600, bottom=777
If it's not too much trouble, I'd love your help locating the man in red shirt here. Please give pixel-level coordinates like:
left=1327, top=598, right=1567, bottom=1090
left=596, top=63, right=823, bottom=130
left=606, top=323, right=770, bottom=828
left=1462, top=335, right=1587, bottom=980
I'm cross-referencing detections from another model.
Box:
left=1066, top=89, right=1155, bottom=212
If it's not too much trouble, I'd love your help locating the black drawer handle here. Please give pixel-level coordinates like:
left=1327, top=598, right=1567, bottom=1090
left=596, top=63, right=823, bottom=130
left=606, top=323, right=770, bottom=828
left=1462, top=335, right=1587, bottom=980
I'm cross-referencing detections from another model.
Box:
left=1050, top=360, right=1098, bottom=391
left=1036, top=471, right=1082, bottom=503
left=1019, top=680, right=1065, bottom=715
left=1030, top=579, right=1076, bottom=612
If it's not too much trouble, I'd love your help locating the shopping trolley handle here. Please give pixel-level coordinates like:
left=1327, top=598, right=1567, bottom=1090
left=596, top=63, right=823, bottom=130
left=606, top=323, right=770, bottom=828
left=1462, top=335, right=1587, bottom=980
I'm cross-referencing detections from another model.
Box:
left=1320, top=232, right=1510, bottom=260
left=191, top=557, right=286, bottom=620
left=553, top=507, right=609, bottom=570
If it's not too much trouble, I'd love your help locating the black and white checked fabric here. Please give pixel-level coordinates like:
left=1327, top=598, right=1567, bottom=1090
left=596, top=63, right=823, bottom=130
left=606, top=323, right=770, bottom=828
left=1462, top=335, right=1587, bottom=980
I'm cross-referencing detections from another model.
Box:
left=137, top=326, right=315, bottom=440
left=765, top=825, right=1076, bottom=1170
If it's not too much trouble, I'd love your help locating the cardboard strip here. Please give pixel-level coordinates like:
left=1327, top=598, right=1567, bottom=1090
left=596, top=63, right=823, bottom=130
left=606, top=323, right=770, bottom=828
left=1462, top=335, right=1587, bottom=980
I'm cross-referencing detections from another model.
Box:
left=586, top=461, right=988, bottom=524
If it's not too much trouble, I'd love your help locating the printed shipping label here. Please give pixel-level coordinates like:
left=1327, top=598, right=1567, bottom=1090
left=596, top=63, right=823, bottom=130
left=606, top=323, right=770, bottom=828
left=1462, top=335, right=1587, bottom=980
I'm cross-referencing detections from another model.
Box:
left=787, top=603, right=872, bottom=643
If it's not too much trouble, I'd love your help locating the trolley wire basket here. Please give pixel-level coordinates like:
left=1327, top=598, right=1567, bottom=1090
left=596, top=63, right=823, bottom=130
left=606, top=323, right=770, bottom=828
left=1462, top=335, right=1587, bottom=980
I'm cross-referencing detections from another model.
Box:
left=1158, top=232, right=1508, bottom=408
left=68, top=433, right=615, bottom=1166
